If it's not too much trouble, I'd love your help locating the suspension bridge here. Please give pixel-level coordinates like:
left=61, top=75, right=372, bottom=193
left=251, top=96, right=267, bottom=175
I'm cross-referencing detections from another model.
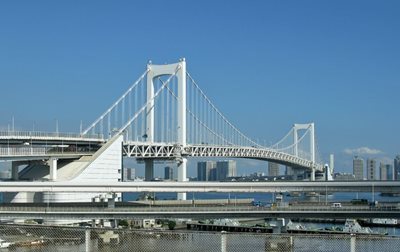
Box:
left=0, top=59, right=324, bottom=202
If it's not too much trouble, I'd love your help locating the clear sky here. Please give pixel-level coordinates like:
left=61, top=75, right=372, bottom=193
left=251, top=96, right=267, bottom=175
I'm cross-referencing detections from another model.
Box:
left=0, top=1, right=399, bottom=175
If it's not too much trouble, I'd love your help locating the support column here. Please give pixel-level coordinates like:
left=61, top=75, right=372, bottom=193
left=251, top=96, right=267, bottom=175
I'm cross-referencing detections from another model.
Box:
left=350, top=234, right=356, bottom=252
left=49, top=158, right=58, bottom=181
left=177, top=158, right=187, bottom=200
left=144, top=159, right=154, bottom=181
left=11, top=162, right=19, bottom=181
left=85, top=229, right=91, bottom=252
left=221, top=231, right=227, bottom=252
left=311, top=167, right=315, bottom=181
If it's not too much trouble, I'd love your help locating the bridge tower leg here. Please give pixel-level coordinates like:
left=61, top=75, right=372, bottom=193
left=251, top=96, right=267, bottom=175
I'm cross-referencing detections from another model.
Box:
left=310, top=123, right=315, bottom=164
left=293, top=125, right=298, bottom=157
left=310, top=123, right=315, bottom=181
left=144, top=159, right=154, bottom=181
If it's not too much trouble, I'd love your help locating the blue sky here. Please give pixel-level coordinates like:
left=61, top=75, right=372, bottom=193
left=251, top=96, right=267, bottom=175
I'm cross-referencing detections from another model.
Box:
left=0, top=1, right=399, bottom=175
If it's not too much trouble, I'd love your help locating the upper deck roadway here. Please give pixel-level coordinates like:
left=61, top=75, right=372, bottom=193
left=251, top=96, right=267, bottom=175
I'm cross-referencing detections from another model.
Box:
left=0, top=131, right=103, bottom=161
left=0, top=131, right=323, bottom=171
left=0, top=131, right=104, bottom=144
left=0, top=181, right=399, bottom=194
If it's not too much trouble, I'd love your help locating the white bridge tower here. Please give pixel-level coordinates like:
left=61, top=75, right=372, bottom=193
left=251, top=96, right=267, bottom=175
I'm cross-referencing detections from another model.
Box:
left=293, top=123, right=316, bottom=181
left=145, top=59, right=187, bottom=200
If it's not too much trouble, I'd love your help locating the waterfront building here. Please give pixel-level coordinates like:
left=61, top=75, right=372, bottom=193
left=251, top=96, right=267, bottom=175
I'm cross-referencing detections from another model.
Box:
left=395, top=155, right=400, bottom=180
left=197, top=161, right=216, bottom=181
left=164, top=166, right=173, bottom=180
left=216, top=160, right=237, bottom=180
left=334, top=173, right=355, bottom=181
left=268, top=162, right=279, bottom=176
left=353, top=156, right=364, bottom=180
left=367, top=158, right=376, bottom=180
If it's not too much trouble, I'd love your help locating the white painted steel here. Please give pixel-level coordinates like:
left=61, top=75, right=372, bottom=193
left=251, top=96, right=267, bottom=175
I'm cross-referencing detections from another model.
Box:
left=123, top=142, right=323, bottom=171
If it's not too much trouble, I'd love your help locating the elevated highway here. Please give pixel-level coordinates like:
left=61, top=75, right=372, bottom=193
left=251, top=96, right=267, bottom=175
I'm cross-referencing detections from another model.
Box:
left=0, top=181, right=399, bottom=193
left=0, top=204, right=398, bottom=220
left=0, top=131, right=103, bottom=161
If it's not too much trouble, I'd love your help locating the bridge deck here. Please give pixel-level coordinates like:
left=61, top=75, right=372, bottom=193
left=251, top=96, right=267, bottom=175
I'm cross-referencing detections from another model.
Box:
left=0, top=181, right=399, bottom=193
left=0, top=204, right=398, bottom=219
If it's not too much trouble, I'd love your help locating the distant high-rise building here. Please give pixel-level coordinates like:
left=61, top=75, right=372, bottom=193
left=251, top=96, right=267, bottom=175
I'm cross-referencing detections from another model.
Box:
left=387, top=164, right=394, bottom=180
left=285, top=166, right=293, bottom=176
left=216, top=160, right=237, bottom=181
left=353, top=156, right=364, bottom=180
left=395, top=155, right=400, bottom=180
left=197, top=161, right=216, bottom=181
left=123, top=167, right=135, bottom=181
left=210, top=167, right=218, bottom=181
left=380, top=162, right=387, bottom=181
left=329, top=154, right=335, bottom=174
left=130, top=168, right=135, bottom=180
left=367, top=158, right=376, bottom=180
left=380, top=163, right=394, bottom=181
left=268, top=162, right=279, bottom=176
left=164, top=166, right=173, bottom=180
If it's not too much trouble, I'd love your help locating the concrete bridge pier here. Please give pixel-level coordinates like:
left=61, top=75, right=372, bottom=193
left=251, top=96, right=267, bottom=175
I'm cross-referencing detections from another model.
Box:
left=48, top=158, right=58, bottom=181
left=310, top=167, right=315, bottom=181
left=177, top=157, right=187, bottom=200
left=11, top=161, right=25, bottom=180
left=11, top=162, right=19, bottom=181
left=144, top=159, right=154, bottom=181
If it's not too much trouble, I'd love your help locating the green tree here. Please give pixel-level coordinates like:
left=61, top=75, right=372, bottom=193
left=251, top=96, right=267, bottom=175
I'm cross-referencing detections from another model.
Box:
left=168, top=220, right=176, bottom=230
left=118, top=219, right=129, bottom=228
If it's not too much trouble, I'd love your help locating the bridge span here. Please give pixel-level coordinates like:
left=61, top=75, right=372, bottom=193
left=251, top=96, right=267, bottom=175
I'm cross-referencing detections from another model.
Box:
left=0, top=60, right=327, bottom=203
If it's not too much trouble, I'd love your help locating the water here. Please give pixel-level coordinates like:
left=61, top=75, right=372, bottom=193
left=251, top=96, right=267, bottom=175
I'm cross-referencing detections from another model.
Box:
left=292, top=222, right=400, bottom=236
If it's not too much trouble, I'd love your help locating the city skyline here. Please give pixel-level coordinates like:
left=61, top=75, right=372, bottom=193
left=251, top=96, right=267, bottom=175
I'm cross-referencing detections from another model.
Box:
left=0, top=1, right=399, bottom=174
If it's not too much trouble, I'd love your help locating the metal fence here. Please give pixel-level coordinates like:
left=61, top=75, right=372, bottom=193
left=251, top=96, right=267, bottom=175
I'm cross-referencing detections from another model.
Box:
left=0, top=147, right=96, bottom=157
left=0, top=224, right=399, bottom=251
